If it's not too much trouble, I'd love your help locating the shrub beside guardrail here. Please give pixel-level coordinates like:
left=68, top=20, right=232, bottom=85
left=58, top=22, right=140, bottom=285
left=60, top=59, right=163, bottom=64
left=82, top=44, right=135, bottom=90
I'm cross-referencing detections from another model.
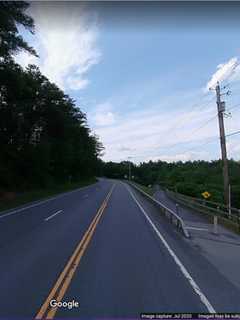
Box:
left=127, top=181, right=190, bottom=238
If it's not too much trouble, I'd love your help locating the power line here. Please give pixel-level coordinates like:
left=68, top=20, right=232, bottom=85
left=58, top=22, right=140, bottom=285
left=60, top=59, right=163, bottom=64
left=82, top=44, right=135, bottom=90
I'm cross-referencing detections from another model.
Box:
left=227, top=103, right=240, bottom=112
left=226, top=130, right=240, bottom=138
left=179, top=129, right=240, bottom=155
left=152, top=112, right=217, bottom=153
left=223, top=81, right=240, bottom=92
left=220, top=61, right=240, bottom=86
left=164, top=95, right=215, bottom=137
left=155, top=79, right=239, bottom=164
left=137, top=131, right=240, bottom=164
left=189, top=113, right=218, bottom=136
left=180, top=136, right=219, bottom=154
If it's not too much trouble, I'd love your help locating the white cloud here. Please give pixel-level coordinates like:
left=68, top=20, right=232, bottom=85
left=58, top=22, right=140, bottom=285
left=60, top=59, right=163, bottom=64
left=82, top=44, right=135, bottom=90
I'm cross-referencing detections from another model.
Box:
left=66, top=77, right=89, bottom=90
left=117, top=146, right=135, bottom=152
left=94, top=111, right=116, bottom=126
left=91, top=98, right=221, bottom=163
left=15, top=3, right=100, bottom=91
left=206, top=57, right=239, bottom=90
left=89, top=82, right=240, bottom=163
left=90, top=102, right=117, bottom=127
left=226, top=137, right=240, bottom=161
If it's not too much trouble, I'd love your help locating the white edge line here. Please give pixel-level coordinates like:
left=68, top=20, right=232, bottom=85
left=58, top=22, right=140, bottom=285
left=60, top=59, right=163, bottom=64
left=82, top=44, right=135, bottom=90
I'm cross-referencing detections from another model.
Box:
left=128, top=181, right=190, bottom=238
left=44, top=210, right=63, bottom=222
left=0, top=183, right=97, bottom=219
left=187, top=227, right=209, bottom=231
left=125, top=184, right=216, bottom=313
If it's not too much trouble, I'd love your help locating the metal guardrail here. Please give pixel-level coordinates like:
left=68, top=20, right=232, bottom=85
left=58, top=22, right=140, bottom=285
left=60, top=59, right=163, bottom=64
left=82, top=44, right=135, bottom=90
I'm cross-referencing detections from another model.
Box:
left=166, top=189, right=240, bottom=225
left=128, top=182, right=190, bottom=238
left=166, top=189, right=240, bottom=218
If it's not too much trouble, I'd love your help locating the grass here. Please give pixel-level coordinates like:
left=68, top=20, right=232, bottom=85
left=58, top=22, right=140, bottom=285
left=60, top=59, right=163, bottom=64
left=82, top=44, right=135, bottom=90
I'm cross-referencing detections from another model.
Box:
left=129, top=181, right=154, bottom=196
left=0, top=177, right=97, bottom=214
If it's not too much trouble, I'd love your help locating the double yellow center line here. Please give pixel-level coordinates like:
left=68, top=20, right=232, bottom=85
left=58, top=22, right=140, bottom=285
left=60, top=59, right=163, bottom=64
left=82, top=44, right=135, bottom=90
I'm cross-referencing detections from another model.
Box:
left=35, top=184, right=115, bottom=319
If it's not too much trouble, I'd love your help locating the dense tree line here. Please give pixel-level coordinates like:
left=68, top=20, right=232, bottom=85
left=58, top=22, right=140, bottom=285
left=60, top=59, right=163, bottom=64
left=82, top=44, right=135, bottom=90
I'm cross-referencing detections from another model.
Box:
left=101, top=160, right=240, bottom=208
left=0, top=2, right=103, bottom=193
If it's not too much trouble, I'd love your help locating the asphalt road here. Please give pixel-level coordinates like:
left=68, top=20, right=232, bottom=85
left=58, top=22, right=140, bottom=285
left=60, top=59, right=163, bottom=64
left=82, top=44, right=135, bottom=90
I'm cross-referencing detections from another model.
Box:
left=0, top=179, right=239, bottom=319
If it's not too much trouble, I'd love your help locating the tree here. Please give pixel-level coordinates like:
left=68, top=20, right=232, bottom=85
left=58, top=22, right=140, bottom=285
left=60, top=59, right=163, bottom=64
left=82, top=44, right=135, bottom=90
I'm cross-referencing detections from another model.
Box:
left=0, top=60, right=104, bottom=190
left=0, top=4, right=104, bottom=192
left=101, top=159, right=240, bottom=208
left=0, top=1, right=37, bottom=58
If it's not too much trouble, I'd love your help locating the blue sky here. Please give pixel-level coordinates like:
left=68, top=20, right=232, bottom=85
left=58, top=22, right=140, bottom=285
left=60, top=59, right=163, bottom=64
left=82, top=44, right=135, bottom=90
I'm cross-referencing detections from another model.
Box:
left=17, top=2, right=240, bottom=163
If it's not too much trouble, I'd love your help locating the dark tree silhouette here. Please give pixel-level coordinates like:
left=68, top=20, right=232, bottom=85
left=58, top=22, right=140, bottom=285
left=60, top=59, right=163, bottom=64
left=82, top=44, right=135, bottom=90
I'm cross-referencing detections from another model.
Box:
left=0, top=2, right=103, bottom=193
left=0, top=1, right=37, bottom=57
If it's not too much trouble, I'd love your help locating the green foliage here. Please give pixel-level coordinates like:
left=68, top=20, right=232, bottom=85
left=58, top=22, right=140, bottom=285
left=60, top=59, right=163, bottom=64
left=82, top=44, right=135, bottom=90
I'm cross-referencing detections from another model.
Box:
left=0, top=178, right=97, bottom=213
left=0, top=60, right=103, bottom=191
left=0, top=4, right=103, bottom=193
left=102, top=161, right=129, bottom=179
left=0, top=1, right=37, bottom=57
left=102, top=160, right=240, bottom=208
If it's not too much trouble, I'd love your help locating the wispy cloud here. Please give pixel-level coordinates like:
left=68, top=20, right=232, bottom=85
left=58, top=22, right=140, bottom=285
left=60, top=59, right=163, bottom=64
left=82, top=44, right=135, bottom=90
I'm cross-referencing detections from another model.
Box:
left=90, top=102, right=117, bottom=127
left=90, top=95, right=221, bottom=163
left=90, top=78, right=240, bottom=163
left=15, top=3, right=100, bottom=91
left=206, top=57, right=239, bottom=90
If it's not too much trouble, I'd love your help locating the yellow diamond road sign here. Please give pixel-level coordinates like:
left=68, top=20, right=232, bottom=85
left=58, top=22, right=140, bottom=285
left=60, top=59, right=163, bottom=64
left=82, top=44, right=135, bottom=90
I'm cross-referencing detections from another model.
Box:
left=202, top=191, right=211, bottom=199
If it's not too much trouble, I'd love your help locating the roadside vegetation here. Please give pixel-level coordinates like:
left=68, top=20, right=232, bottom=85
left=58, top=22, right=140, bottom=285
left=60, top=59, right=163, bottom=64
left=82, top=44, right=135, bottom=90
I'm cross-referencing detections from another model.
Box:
left=0, top=178, right=97, bottom=214
left=127, top=181, right=154, bottom=197
left=0, top=2, right=103, bottom=209
left=101, top=160, right=240, bottom=209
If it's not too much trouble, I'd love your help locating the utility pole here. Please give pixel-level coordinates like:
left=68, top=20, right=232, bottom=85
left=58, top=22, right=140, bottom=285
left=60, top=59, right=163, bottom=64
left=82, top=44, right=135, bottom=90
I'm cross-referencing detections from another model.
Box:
left=215, top=82, right=230, bottom=208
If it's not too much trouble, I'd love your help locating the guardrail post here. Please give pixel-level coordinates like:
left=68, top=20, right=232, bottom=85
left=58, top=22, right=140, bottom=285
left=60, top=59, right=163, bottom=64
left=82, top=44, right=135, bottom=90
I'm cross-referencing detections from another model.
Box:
left=213, top=215, right=218, bottom=235
left=175, top=204, right=180, bottom=228
left=129, top=181, right=190, bottom=238
left=175, top=203, right=179, bottom=216
left=163, top=207, right=166, bottom=216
